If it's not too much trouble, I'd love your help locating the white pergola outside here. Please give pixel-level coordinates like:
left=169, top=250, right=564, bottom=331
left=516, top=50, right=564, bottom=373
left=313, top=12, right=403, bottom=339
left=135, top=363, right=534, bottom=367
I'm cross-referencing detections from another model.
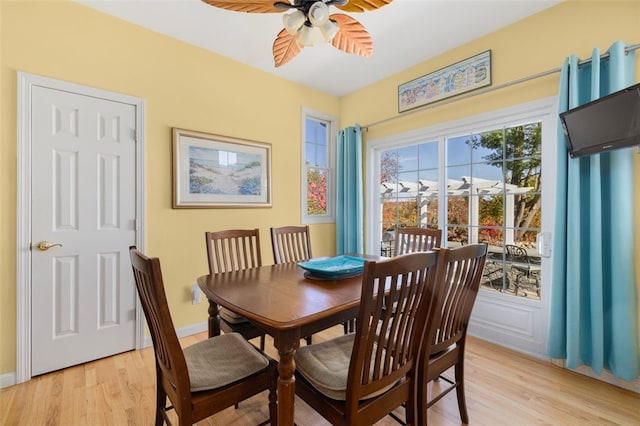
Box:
left=380, top=176, right=534, bottom=244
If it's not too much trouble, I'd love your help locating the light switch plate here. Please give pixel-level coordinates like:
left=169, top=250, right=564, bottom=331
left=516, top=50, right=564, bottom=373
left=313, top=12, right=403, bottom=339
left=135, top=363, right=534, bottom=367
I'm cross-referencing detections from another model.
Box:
left=536, top=232, right=552, bottom=257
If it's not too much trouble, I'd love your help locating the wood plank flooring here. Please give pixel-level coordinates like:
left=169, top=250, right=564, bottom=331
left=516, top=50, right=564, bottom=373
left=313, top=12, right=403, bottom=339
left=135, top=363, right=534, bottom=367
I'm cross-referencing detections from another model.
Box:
left=1, top=326, right=638, bottom=425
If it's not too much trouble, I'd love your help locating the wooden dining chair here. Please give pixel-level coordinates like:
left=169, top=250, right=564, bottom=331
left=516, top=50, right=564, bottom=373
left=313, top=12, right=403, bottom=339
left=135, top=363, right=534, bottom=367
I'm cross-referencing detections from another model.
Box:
left=129, top=246, right=277, bottom=426
left=417, top=243, right=488, bottom=425
left=270, top=225, right=316, bottom=344
left=393, top=227, right=443, bottom=256
left=205, top=229, right=266, bottom=350
left=385, top=227, right=443, bottom=319
left=270, top=225, right=313, bottom=264
left=270, top=224, right=354, bottom=340
left=293, top=251, right=445, bottom=426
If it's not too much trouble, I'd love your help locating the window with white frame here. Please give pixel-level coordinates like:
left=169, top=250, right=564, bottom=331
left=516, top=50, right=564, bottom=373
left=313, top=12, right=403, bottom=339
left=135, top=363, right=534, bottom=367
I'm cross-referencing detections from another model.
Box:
left=369, top=98, right=556, bottom=300
left=302, top=109, right=336, bottom=224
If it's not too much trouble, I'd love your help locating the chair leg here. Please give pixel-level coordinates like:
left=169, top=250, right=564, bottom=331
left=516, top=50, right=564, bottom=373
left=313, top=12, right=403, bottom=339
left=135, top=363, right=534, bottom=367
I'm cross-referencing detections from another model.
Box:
left=513, top=274, right=522, bottom=296
left=416, top=373, right=427, bottom=426
left=268, top=364, right=278, bottom=425
left=155, top=393, right=165, bottom=426
left=305, top=335, right=312, bottom=345
left=455, top=357, right=469, bottom=424
left=268, top=388, right=278, bottom=425
left=403, top=391, right=416, bottom=426
left=155, top=367, right=167, bottom=426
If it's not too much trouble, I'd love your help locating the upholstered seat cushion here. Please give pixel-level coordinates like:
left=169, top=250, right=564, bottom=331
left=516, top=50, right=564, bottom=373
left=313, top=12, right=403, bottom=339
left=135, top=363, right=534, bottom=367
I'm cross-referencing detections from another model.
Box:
left=295, top=334, right=395, bottom=401
left=183, top=332, right=269, bottom=392
left=219, top=307, right=250, bottom=324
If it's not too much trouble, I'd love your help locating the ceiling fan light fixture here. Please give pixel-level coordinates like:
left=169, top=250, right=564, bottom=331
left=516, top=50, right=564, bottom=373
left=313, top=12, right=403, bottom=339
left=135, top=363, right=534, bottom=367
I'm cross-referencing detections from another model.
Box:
left=283, top=9, right=306, bottom=35
left=308, top=1, right=330, bottom=26
left=318, top=19, right=339, bottom=42
left=297, top=24, right=315, bottom=47
left=200, top=0, right=395, bottom=67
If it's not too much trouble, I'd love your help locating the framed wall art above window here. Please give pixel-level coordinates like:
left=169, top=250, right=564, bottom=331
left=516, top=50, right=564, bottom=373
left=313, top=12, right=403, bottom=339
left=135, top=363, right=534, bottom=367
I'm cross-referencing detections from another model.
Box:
left=398, top=50, right=492, bottom=113
left=172, top=128, right=272, bottom=208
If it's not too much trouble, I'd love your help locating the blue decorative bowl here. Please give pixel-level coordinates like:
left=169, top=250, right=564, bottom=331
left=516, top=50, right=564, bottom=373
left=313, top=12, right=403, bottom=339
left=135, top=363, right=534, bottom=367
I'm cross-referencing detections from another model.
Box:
left=297, top=255, right=366, bottom=280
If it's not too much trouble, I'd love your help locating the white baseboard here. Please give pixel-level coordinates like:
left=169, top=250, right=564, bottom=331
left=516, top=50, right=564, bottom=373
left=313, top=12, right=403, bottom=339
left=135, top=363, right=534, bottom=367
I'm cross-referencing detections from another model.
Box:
left=142, top=320, right=208, bottom=347
left=1, top=371, right=16, bottom=389
left=551, top=359, right=640, bottom=393
left=1, top=321, right=209, bottom=390
left=178, top=320, right=208, bottom=338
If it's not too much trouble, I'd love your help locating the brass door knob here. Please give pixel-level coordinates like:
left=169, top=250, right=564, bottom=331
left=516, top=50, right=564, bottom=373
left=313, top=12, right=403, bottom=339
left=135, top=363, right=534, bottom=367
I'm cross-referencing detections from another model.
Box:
left=36, top=241, right=63, bottom=251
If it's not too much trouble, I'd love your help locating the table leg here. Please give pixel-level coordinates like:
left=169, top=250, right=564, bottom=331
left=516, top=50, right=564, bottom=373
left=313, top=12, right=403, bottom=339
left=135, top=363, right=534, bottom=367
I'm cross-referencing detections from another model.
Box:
left=207, top=300, right=221, bottom=338
left=274, top=333, right=300, bottom=426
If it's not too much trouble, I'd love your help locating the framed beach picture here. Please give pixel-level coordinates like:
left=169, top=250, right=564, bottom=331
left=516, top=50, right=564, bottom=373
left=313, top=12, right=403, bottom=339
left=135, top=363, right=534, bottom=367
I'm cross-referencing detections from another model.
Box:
left=398, top=50, right=492, bottom=113
left=172, top=128, right=272, bottom=208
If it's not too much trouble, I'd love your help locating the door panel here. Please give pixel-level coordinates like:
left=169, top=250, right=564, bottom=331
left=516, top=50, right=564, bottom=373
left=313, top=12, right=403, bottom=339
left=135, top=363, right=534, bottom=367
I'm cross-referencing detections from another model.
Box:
left=31, top=86, right=137, bottom=376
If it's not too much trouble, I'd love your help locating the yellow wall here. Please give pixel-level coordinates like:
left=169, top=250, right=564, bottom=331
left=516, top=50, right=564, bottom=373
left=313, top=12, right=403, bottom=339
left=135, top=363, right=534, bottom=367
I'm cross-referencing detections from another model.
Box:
left=341, top=0, right=640, bottom=140
left=1, top=0, right=639, bottom=377
left=0, top=0, right=338, bottom=374
left=339, top=0, right=640, bottom=356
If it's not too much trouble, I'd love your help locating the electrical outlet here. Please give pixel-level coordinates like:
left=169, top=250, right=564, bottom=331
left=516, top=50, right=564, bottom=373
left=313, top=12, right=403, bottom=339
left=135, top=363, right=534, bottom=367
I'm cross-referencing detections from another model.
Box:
left=191, top=284, right=201, bottom=305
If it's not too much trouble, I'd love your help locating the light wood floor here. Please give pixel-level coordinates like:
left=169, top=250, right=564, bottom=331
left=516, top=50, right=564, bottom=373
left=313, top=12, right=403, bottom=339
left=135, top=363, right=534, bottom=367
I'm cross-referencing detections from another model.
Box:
left=1, top=326, right=639, bottom=425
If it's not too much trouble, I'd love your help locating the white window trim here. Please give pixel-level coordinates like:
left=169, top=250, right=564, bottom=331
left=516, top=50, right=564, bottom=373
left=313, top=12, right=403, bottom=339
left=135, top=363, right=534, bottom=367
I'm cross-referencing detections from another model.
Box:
left=301, top=108, right=337, bottom=224
left=366, top=96, right=557, bottom=255
left=365, top=96, right=558, bottom=357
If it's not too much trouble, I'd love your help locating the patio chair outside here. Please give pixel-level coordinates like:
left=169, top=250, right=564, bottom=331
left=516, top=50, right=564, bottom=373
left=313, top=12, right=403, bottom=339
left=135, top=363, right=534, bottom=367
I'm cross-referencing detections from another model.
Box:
left=505, top=244, right=540, bottom=297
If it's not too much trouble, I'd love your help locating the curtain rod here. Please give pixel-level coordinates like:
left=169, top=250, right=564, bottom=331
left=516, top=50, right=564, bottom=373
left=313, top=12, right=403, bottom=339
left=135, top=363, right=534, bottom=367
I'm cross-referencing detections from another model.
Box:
left=363, top=43, right=640, bottom=131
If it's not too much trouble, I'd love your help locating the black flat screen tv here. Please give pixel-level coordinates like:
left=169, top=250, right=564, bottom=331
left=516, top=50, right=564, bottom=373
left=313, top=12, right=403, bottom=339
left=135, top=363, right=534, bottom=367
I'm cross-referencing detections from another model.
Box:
left=559, top=82, right=640, bottom=158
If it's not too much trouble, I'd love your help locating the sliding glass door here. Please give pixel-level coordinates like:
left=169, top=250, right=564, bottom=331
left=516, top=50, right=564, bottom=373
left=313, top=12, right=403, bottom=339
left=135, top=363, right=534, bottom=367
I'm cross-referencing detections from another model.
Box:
left=365, top=97, right=557, bottom=355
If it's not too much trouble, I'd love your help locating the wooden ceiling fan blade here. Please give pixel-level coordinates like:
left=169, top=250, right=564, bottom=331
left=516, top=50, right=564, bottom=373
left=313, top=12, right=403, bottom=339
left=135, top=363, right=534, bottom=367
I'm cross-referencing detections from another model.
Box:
left=335, top=0, right=394, bottom=13
left=273, top=28, right=303, bottom=67
left=330, top=14, right=373, bottom=58
left=201, top=0, right=286, bottom=13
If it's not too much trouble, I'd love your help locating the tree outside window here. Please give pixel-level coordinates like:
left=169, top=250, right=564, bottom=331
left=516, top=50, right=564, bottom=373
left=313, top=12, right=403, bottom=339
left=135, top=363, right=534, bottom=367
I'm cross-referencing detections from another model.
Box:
left=378, top=121, right=542, bottom=299
left=302, top=111, right=335, bottom=223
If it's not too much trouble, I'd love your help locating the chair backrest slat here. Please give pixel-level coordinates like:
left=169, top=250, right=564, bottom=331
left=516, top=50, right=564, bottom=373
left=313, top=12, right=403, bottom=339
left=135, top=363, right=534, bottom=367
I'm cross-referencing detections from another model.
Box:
left=205, top=229, right=262, bottom=274
left=129, top=246, right=190, bottom=399
left=393, top=227, right=442, bottom=257
left=346, top=251, right=443, bottom=411
left=430, top=244, right=488, bottom=353
left=270, top=225, right=312, bottom=264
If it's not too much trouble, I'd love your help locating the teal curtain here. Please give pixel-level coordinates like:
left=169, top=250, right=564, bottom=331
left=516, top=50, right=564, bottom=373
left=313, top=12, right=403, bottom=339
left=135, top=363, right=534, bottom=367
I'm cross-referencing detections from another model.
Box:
left=336, top=125, right=363, bottom=254
left=547, top=41, right=639, bottom=381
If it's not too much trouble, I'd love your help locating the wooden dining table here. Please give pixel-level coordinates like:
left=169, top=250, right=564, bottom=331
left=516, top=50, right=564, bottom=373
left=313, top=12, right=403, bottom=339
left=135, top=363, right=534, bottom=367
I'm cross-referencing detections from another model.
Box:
left=196, top=254, right=384, bottom=426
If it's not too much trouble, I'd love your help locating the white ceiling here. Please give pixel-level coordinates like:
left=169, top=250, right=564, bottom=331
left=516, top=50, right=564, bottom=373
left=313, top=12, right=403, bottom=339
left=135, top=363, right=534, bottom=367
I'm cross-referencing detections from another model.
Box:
left=76, top=0, right=561, bottom=97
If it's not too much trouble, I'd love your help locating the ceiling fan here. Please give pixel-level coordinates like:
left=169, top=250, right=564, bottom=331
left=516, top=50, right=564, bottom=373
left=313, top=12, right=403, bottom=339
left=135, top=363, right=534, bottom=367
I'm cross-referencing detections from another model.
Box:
left=201, top=0, right=394, bottom=67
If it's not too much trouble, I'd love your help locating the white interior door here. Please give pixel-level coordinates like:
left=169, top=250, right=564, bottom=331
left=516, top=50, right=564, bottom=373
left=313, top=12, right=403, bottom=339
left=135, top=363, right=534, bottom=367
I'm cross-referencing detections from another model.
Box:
left=30, top=85, right=138, bottom=376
